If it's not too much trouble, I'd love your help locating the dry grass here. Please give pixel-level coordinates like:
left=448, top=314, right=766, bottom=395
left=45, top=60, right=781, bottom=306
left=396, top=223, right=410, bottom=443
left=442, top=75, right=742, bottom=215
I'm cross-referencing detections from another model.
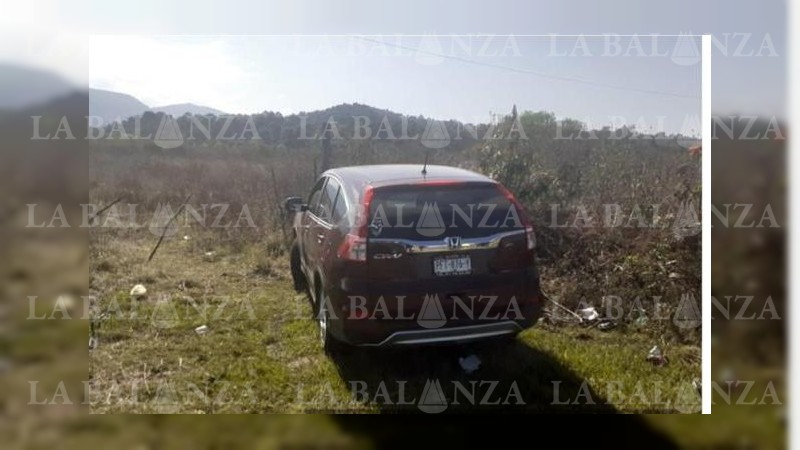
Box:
left=88, top=117, right=707, bottom=414
left=89, top=228, right=701, bottom=414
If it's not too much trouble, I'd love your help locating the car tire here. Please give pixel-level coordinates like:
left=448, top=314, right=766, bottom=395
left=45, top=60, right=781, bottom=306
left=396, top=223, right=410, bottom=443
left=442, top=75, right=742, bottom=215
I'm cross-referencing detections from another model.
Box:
left=317, top=290, right=347, bottom=355
left=290, top=238, right=307, bottom=293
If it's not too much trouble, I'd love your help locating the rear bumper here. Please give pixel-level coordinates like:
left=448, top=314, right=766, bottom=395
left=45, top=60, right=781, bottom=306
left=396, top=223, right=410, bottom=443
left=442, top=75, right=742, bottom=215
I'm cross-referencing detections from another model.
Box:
left=362, top=321, right=525, bottom=347
left=326, top=267, right=543, bottom=346
left=338, top=266, right=539, bottom=295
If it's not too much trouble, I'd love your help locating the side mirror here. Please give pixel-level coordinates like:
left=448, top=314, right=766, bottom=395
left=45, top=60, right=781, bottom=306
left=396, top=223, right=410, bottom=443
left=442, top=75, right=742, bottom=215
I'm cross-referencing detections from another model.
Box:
left=284, top=196, right=307, bottom=213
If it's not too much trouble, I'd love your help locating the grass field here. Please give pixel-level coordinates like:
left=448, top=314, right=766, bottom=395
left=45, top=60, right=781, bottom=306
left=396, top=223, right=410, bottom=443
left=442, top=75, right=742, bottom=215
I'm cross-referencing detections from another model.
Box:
left=89, top=228, right=701, bottom=414
left=81, top=225, right=786, bottom=449
left=74, top=110, right=781, bottom=447
left=0, top=82, right=785, bottom=448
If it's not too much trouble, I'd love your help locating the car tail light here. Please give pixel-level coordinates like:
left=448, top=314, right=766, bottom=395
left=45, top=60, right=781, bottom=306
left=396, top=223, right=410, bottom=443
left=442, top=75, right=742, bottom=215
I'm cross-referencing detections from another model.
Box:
left=497, top=184, right=536, bottom=251
left=338, top=186, right=374, bottom=262
left=338, top=234, right=367, bottom=261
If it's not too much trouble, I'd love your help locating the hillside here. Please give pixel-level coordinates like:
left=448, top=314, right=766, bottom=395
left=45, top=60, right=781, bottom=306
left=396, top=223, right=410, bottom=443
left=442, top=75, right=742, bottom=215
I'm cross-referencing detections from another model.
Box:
left=89, top=88, right=225, bottom=123
left=89, top=88, right=149, bottom=123
left=151, top=103, right=226, bottom=117
left=0, top=64, right=77, bottom=110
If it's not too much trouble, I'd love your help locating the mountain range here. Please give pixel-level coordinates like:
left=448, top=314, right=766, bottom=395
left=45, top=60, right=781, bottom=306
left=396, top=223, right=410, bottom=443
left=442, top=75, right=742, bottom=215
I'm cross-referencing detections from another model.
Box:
left=0, top=63, right=76, bottom=110
left=0, top=64, right=226, bottom=122
left=89, top=88, right=226, bottom=123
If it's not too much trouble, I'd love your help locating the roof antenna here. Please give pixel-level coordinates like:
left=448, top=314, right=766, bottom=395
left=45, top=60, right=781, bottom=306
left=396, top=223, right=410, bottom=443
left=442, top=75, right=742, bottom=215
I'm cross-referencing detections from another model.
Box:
left=421, top=152, right=428, bottom=176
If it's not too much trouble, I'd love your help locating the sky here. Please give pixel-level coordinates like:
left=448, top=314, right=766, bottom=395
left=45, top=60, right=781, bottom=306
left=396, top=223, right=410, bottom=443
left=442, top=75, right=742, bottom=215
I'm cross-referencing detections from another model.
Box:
left=1, top=0, right=787, bottom=132
left=88, top=35, right=703, bottom=134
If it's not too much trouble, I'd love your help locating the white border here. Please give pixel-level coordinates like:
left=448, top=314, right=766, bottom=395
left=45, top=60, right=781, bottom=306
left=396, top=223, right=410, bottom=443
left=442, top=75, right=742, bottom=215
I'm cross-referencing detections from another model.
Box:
left=701, top=34, right=711, bottom=415
left=788, top=0, right=798, bottom=444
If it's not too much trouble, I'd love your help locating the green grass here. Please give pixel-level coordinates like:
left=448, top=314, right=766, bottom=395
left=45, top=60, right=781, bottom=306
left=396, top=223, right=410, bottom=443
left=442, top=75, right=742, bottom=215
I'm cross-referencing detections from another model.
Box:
left=0, top=226, right=768, bottom=449
left=84, top=227, right=786, bottom=444
left=89, top=229, right=702, bottom=414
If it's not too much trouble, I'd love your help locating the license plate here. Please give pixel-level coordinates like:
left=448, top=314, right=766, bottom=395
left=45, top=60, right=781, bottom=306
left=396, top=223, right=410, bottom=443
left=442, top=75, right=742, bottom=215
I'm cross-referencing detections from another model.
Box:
left=433, top=255, right=472, bottom=276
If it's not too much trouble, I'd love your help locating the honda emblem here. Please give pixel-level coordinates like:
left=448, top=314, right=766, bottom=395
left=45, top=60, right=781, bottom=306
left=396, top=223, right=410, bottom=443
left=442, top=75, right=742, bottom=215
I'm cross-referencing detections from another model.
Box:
left=445, top=236, right=462, bottom=249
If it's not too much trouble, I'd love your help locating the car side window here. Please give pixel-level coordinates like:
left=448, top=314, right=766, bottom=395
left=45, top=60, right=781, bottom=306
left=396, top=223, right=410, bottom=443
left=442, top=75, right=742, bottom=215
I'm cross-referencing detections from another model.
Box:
left=307, top=177, right=327, bottom=217
left=318, top=177, right=340, bottom=223
left=332, top=185, right=347, bottom=226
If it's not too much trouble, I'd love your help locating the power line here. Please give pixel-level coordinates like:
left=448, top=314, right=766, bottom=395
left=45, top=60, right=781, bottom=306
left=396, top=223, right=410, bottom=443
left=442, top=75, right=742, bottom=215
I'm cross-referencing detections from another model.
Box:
left=354, top=36, right=700, bottom=101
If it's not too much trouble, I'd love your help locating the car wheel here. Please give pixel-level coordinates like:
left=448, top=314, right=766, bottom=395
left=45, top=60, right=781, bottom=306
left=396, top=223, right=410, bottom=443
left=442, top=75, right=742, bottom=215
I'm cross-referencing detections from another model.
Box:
left=290, top=238, right=307, bottom=292
left=317, top=290, right=345, bottom=355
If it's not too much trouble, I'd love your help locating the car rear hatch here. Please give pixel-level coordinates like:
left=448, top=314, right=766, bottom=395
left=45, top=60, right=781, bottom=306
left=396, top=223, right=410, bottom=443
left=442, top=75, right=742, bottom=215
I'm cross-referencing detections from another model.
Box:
left=364, top=180, right=536, bottom=321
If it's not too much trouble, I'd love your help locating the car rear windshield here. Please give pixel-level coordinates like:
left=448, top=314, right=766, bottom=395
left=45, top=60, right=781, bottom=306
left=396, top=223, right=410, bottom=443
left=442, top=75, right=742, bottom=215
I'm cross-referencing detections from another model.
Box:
left=368, top=182, right=523, bottom=240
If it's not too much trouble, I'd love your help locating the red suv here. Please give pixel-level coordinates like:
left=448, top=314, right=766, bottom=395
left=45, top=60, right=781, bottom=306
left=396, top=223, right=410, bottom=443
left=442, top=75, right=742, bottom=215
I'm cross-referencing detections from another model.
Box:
left=285, top=164, right=543, bottom=352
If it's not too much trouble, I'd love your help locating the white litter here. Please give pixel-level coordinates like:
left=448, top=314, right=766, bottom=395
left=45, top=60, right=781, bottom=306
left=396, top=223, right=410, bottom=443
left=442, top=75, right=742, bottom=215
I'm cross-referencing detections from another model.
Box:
left=597, top=320, right=616, bottom=331
left=130, top=284, right=147, bottom=300
left=632, top=315, right=649, bottom=328
left=194, top=325, right=209, bottom=335
left=458, top=354, right=481, bottom=374
left=646, top=345, right=668, bottom=366
left=577, top=307, right=599, bottom=322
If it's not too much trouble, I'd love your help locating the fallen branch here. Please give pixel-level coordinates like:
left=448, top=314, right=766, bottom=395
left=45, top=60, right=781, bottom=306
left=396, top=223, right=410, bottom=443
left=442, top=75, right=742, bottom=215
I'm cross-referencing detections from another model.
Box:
left=90, top=196, right=124, bottom=225
left=147, top=195, right=191, bottom=262
left=543, top=291, right=584, bottom=323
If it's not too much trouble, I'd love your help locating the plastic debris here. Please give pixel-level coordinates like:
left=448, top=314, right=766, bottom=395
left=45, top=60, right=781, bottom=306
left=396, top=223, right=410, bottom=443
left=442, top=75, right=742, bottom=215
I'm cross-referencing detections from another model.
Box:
left=632, top=315, right=649, bottom=329
left=577, top=307, right=599, bottom=322
left=130, top=284, right=147, bottom=300
left=195, top=325, right=209, bottom=335
left=646, top=345, right=669, bottom=366
left=597, top=320, right=617, bottom=331
left=183, top=235, right=190, bottom=241
left=647, top=345, right=661, bottom=359
left=458, top=354, right=481, bottom=374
